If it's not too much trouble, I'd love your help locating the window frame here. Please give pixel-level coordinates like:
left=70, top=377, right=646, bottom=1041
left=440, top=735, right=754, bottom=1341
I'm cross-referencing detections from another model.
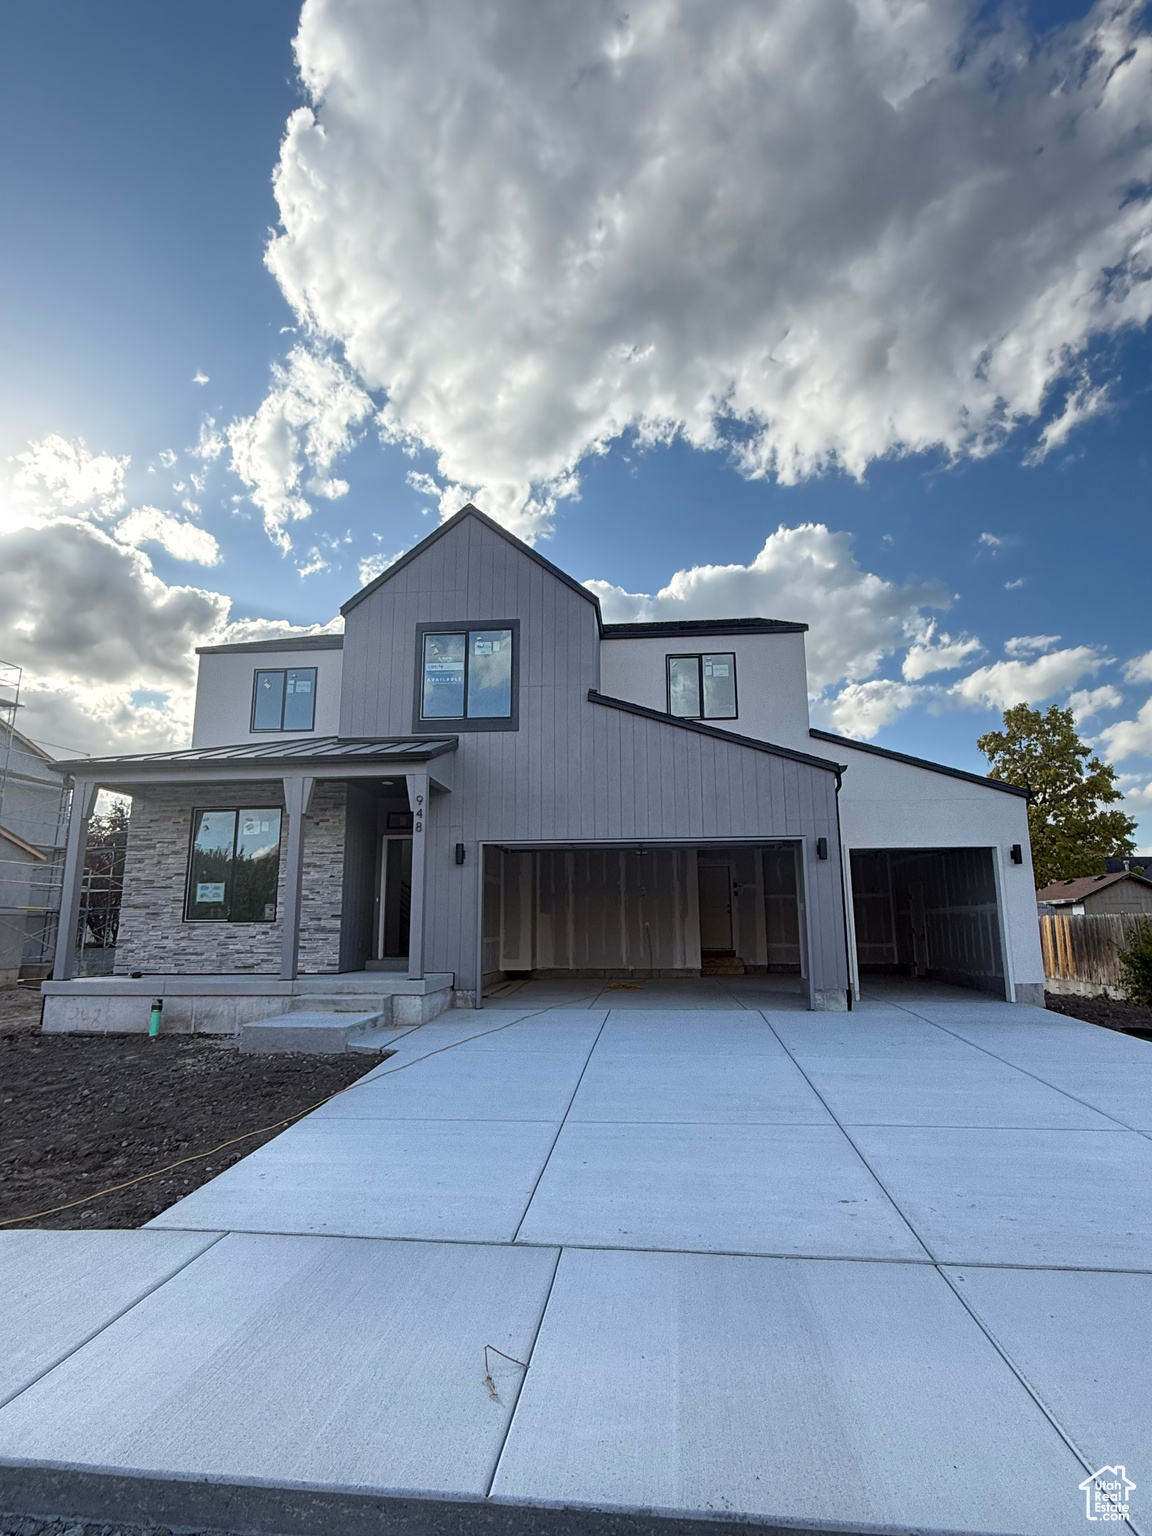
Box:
left=412, top=619, right=520, bottom=732
left=183, top=806, right=283, bottom=923
left=665, top=652, right=739, bottom=721
left=250, top=666, right=318, bottom=733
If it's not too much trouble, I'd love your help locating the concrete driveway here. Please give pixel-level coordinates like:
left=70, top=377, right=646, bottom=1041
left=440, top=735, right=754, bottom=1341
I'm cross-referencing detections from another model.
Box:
left=2, top=989, right=1149, bottom=1535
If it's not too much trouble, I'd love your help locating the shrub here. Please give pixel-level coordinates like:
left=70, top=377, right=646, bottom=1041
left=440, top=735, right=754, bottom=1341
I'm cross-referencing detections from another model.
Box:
left=1117, top=920, right=1152, bottom=1007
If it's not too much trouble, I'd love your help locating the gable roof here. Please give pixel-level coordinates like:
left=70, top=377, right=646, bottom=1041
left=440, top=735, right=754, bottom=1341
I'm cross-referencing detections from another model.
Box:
left=1036, top=871, right=1152, bottom=904
left=341, top=504, right=603, bottom=621
left=809, top=727, right=1031, bottom=799
left=602, top=618, right=807, bottom=638
left=590, top=691, right=845, bottom=779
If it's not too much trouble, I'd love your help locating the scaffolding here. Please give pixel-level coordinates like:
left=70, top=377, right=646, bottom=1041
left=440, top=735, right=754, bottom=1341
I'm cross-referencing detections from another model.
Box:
left=0, top=660, right=72, bottom=981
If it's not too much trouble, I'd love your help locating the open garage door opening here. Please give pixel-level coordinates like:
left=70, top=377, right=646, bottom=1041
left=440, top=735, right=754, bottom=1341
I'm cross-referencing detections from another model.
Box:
left=850, top=848, right=1007, bottom=999
left=481, top=843, right=807, bottom=1006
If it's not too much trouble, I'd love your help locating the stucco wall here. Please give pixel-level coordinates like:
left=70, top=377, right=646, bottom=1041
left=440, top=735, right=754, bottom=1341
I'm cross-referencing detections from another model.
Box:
left=114, top=781, right=346, bottom=976
left=191, top=645, right=344, bottom=748
left=599, top=632, right=812, bottom=745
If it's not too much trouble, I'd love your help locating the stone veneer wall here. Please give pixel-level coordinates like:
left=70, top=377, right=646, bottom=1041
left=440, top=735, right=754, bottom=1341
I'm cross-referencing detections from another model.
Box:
left=114, top=781, right=347, bottom=975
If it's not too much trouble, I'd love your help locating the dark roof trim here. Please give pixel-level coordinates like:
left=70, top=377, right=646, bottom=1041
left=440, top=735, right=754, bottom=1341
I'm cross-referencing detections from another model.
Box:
left=590, top=691, right=845, bottom=778
left=341, top=504, right=604, bottom=622
left=809, top=728, right=1031, bottom=799
left=602, top=618, right=807, bottom=638
left=196, top=635, right=344, bottom=656
left=55, top=736, right=458, bottom=775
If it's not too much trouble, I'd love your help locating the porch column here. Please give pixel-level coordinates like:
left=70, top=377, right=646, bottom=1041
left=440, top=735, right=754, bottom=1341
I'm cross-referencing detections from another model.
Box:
left=52, top=778, right=97, bottom=981
left=405, top=771, right=429, bottom=980
left=279, top=774, right=315, bottom=982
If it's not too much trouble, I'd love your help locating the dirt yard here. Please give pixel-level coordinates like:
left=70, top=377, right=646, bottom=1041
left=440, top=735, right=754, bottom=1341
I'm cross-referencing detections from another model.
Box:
left=1044, top=989, right=1152, bottom=1039
left=0, top=987, right=379, bottom=1230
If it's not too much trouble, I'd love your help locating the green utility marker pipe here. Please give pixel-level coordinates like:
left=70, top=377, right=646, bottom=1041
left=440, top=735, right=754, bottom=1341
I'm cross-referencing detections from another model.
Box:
left=149, top=997, right=163, bottom=1038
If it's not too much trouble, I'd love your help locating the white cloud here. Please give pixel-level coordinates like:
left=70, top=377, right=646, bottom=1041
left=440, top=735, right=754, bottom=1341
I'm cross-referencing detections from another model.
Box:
left=261, top=0, right=1152, bottom=540
left=12, top=435, right=128, bottom=516
left=357, top=549, right=404, bottom=587
left=1117, top=775, right=1152, bottom=812
left=816, top=679, right=923, bottom=740
left=950, top=647, right=1106, bottom=711
left=214, top=615, right=343, bottom=647
left=1026, top=379, right=1110, bottom=462
left=978, top=532, right=1005, bottom=551
left=226, top=346, right=372, bottom=550
left=1068, top=684, right=1123, bottom=724
left=1123, top=650, right=1152, bottom=684
left=1004, top=634, right=1061, bottom=658
left=0, top=437, right=340, bottom=757
left=190, top=419, right=226, bottom=462
left=193, top=371, right=209, bottom=386
left=1004, top=578, right=1026, bottom=590
left=1098, top=699, right=1152, bottom=761
left=901, top=624, right=982, bottom=681
left=296, top=546, right=330, bottom=577
left=586, top=521, right=948, bottom=693
left=158, top=449, right=177, bottom=469
left=114, top=506, right=221, bottom=566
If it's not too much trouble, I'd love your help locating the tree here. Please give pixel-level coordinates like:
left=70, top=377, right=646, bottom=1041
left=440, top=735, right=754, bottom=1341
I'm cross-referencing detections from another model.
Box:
left=82, top=799, right=130, bottom=947
left=977, top=703, right=1136, bottom=887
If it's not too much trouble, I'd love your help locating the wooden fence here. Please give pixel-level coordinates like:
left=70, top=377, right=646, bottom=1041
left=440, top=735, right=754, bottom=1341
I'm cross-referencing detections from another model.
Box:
left=1039, top=912, right=1149, bottom=993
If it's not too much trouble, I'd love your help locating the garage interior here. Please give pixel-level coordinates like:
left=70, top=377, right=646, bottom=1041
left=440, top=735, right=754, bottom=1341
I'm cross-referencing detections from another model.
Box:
left=849, top=847, right=1007, bottom=998
left=482, top=843, right=805, bottom=997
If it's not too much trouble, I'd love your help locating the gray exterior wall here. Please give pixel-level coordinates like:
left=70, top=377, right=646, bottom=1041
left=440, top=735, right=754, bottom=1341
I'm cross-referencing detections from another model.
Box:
left=1082, top=880, right=1152, bottom=915
left=341, top=514, right=849, bottom=1004
left=115, top=781, right=346, bottom=976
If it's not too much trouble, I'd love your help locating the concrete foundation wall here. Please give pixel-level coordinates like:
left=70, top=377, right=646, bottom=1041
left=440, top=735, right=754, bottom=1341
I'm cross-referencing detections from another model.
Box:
left=114, top=782, right=346, bottom=977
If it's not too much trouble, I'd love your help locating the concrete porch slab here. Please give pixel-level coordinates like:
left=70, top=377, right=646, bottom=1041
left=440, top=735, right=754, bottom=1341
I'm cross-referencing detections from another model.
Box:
left=850, top=1124, right=1152, bottom=1269
left=148, top=1116, right=563, bottom=1242
left=490, top=1248, right=1086, bottom=1534
left=238, top=1011, right=384, bottom=1054
left=0, top=1234, right=559, bottom=1502
left=514, top=1120, right=928, bottom=1259
left=0, top=1230, right=222, bottom=1409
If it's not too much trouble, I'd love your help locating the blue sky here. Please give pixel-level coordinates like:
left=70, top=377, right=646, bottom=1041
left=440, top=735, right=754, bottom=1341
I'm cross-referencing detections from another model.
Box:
left=1, top=0, right=1150, bottom=847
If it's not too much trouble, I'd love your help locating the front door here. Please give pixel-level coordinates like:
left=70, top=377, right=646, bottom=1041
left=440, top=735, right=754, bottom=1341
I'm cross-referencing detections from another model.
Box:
left=378, top=836, right=413, bottom=959
left=698, top=863, right=734, bottom=951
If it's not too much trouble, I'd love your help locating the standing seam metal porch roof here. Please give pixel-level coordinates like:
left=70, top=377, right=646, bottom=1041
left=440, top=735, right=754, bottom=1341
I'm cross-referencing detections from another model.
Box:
left=51, top=736, right=459, bottom=775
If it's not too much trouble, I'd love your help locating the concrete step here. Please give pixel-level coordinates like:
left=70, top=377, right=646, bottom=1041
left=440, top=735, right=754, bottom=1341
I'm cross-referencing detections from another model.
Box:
left=238, top=1011, right=387, bottom=1055
left=285, top=994, right=391, bottom=1015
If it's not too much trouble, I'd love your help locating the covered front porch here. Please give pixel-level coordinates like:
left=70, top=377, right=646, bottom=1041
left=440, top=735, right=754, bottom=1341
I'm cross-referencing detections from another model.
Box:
left=41, top=735, right=458, bottom=1034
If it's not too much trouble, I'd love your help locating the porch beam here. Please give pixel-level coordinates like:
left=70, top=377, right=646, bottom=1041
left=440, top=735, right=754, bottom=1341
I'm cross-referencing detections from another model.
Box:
left=405, top=771, right=429, bottom=980
left=279, top=774, right=316, bottom=982
left=52, top=779, right=98, bottom=981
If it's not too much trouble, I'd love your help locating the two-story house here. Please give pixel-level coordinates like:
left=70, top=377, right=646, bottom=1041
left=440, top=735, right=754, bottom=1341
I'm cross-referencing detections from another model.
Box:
left=41, top=505, right=1044, bottom=1032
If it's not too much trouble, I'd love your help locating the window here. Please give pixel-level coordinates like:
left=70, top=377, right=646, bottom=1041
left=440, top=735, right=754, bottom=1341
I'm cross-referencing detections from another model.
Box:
left=251, top=668, right=317, bottom=732
left=414, top=622, right=518, bottom=730
left=186, top=808, right=282, bottom=922
left=667, top=653, right=737, bottom=720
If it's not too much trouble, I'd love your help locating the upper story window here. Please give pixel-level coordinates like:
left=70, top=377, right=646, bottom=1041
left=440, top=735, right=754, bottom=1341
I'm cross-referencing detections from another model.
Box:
left=667, top=653, right=737, bottom=720
left=251, top=667, right=317, bottom=732
left=415, top=622, right=519, bottom=731
left=185, top=807, right=282, bottom=922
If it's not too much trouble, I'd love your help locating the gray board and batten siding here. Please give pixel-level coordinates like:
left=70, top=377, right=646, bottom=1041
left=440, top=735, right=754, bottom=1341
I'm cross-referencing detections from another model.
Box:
left=338, top=507, right=851, bottom=1004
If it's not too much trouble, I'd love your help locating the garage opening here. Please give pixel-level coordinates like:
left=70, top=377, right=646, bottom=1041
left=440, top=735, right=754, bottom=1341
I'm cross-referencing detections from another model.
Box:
left=850, top=847, right=1006, bottom=997
left=481, top=843, right=805, bottom=1002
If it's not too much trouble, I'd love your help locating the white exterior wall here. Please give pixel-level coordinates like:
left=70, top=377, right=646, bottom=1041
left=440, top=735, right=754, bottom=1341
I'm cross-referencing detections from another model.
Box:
left=191, top=647, right=343, bottom=747
left=831, top=744, right=1044, bottom=999
left=599, top=632, right=811, bottom=744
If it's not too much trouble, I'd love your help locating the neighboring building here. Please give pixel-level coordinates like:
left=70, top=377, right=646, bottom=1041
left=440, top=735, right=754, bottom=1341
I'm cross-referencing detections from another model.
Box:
left=41, top=505, right=1043, bottom=1032
left=1036, top=871, right=1152, bottom=917
left=0, top=719, right=69, bottom=985
left=1106, top=855, right=1151, bottom=875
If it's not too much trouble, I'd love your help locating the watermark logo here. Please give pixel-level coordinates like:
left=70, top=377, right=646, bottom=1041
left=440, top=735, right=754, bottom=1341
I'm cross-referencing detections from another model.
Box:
left=1079, top=1466, right=1135, bottom=1523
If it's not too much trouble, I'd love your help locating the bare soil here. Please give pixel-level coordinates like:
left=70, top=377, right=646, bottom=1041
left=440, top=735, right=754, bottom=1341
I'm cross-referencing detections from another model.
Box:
left=0, top=989, right=379, bottom=1230
left=1044, top=989, right=1152, bottom=1039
